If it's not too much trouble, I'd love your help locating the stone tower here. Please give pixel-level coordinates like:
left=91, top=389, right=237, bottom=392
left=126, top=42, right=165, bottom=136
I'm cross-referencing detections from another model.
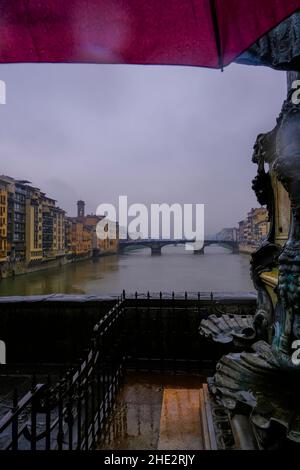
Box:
left=77, top=200, right=85, bottom=220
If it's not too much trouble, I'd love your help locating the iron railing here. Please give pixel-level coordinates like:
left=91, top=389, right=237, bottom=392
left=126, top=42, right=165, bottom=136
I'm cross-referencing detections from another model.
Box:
left=121, top=291, right=255, bottom=372
left=0, top=298, right=125, bottom=450
left=0, top=291, right=256, bottom=450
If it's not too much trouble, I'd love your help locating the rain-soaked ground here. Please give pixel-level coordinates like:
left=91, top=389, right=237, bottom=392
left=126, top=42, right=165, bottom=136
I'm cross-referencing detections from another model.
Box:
left=97, top=372, right=205, bottom=450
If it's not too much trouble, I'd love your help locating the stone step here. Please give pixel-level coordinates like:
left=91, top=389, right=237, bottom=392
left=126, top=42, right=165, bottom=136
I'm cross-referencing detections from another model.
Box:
left=157, top=388, right=203, bottom=450
left=199, top=384, right=218, bottom=450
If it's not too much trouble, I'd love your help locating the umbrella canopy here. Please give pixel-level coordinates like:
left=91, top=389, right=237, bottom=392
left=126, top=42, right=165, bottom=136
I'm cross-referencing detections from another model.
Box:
left=0, top=0, right=300, bottom=68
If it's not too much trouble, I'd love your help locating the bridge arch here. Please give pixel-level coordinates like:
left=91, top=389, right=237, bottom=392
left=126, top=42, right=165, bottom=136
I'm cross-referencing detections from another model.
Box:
left=119, top=239, right=238, bottom=255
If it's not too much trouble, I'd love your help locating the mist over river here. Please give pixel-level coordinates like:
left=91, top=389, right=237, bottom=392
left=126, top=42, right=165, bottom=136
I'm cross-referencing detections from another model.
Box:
left=0, top=245, right=254, bottom=297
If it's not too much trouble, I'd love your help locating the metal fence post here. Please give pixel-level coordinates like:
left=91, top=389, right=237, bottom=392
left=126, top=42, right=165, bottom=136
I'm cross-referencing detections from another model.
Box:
left=84, top=361, right=89, bottom=450
left=76, top=361, right=82, bottom=450
left=11, top=388, right=18, bottom=451
left=91, top=361, right=96, bottom=449
left=57, top=378, right=64, bottom=451
left=45, top=376, right=51, bottom=450
left=30, top=374, right=37, bottom=451
left=67, top=372, right=73, bottom=451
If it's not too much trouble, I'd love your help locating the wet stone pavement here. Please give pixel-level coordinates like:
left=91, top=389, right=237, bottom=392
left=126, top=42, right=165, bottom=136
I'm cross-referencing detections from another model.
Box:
left=97, top=372, right=204, bottom=450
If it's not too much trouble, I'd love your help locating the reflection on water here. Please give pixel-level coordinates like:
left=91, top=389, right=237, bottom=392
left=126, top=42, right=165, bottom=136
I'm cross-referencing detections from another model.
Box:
left=0, top=245, right=254, bottom=296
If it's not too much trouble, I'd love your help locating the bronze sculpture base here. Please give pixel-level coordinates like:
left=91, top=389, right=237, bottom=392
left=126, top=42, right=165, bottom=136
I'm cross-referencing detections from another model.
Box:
left=208, top=341, right=300, bottom=449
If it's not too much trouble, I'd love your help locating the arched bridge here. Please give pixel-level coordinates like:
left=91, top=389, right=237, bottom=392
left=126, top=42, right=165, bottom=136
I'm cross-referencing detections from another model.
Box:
left=119, top=239, right=239, bottom=256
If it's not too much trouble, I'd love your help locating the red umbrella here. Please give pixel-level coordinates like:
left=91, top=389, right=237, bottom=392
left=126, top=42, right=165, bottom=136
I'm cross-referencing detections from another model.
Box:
left=0, top=0, right=300, bottom=69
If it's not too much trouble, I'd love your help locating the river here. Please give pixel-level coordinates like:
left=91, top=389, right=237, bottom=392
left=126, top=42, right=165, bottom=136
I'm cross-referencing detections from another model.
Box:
left=0, top=245, right=254, bottom=297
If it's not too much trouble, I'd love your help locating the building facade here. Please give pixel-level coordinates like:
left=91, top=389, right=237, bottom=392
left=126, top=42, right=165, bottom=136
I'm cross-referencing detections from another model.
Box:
left=25, top=186, right=43, bottom=263
left=0, top=184, right=8, bottom=262
left=0, top=177, right=120, bottom=277
left=52, top=207, right=65, bottom=258
left=217, top=207, right=269, bottom=254
left=71, top=221, right=92, bottom=257
left=64, top=217, right=73, bottom=257
left=216, top=227, right=238, bottom=242
left=42, top=196, right=56, bottom=259
left=70, top=202, right=119, bottom=257
left=236, top=207, right=269, bottom=253
left=0, top=176, right=28, bottom=262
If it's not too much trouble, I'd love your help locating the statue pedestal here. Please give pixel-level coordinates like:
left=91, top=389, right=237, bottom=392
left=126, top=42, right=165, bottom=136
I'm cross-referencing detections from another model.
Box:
left=207, top=341, right=300, bottom=449
left=200, top=382, right=258, bottom=449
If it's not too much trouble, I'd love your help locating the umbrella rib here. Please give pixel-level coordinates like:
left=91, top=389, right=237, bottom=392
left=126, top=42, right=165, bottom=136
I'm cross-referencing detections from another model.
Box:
left=209, top=0, right=223, bottom=71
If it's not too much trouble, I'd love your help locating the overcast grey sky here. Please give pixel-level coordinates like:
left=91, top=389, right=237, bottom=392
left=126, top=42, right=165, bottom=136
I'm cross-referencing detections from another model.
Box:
left=0, top=62, right=286, bottom=234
